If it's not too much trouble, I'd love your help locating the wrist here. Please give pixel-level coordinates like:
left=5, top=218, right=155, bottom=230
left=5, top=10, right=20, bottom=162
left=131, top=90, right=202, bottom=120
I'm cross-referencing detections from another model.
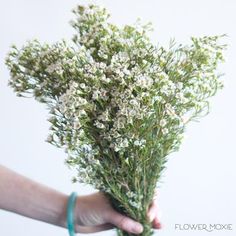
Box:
left=74, top=196, right=83, bottom=233
left=74, top=195, right=87, bottom=232
left=56, top=195, right=69, bottom=228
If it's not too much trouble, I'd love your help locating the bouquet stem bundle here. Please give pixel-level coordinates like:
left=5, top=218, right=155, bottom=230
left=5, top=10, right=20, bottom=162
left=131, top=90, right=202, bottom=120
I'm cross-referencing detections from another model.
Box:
left=5, top=5, right=226, bottom=235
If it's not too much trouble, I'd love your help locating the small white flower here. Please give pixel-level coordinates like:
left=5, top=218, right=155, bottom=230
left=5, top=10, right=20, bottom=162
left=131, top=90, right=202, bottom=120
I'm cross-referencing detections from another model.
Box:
left=78, top=110, right=86, bottom=117
left=129, top=99, right=139, bottom=107
left=160, top=119, right=167, bottom=127
left=46, top=134, right=53, bottom=142
left=129, top=200, right=141, bottom=209
left=119, top=71, right=124, bottom=77
left=47, top=116, right=55, bottom=123
left=152, top=95, right=161, bottom=103
left=136, top=75, right=153, bottom=88
left=116, top=117, right=126, bottom=129
left=121, top=138, right=129, bottom=148
left=160, top=84, right=169, bottom=95
left=134, top=139, right=146, bottom=147
left=176, top=92, right=184, bottom=100
left=71, top=82, right=79, bottom=88
left=101, top=75, right=111, bottom=83
left=46, top=62, right=62, bottom=74
left=165, top=103, right=172, bottom=110
left=92, top=90, right=101, bottom=100
left=176, top=82, right=183, bottom=90
left=123, top=68, right=131, bottom=75
left=80, top=83, right=86, bottom=89
left=99, top=62, right=106, bottom=69
left=126, top=191, right=136, bottom=199
left=134, top=140, right=140, bottom=146
left=94, top=120, right=105, bottom=129
left=75, top=97, right=87, bottom=106
left=162, top=128, right=169, bottom=135
left=73, top=120, right=81, bottom=129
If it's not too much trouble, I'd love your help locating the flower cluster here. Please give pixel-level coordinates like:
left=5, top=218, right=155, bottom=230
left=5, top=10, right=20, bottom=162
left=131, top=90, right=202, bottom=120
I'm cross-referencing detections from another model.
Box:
left=5, top=5, right=226, bottom=236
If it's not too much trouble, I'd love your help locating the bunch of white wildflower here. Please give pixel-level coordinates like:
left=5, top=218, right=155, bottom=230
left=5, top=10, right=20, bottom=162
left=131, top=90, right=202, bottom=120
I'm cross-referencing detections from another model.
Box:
left=5, top=5, right=226, bottom=236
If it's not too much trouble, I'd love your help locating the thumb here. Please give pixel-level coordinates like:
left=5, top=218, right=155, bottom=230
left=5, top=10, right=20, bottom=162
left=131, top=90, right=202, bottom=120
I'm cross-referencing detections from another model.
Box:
left=108, top=211, right=143, bottom=234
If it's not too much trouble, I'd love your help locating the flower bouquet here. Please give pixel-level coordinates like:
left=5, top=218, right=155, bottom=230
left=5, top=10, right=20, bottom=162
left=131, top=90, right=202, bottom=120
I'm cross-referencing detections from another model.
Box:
left=5, top=5, right=226, bottom=236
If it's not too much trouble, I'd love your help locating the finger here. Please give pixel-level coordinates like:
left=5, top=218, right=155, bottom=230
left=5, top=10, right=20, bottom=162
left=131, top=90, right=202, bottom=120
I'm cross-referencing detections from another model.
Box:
left=77, top=223, right=114, bottom=233
left=151, top=208, right=162, bottom=229
left=152, top=207, right=162, bottom=230
left=147, top=201, right=158, bottom=222
left=147, top=200, right=159, bottom=222
left=109, top=211, right=143, bottom=234
left=147, top=189, right=161, bottom=222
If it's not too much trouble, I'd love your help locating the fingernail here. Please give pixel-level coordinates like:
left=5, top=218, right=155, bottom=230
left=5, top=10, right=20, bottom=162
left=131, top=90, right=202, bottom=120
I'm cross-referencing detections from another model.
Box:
left=132, top=223, right=143, bottom=234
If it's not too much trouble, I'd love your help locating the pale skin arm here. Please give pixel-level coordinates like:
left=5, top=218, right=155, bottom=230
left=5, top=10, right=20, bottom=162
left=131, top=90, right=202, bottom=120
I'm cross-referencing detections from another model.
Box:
left=0, top=165, right=161, bottom=234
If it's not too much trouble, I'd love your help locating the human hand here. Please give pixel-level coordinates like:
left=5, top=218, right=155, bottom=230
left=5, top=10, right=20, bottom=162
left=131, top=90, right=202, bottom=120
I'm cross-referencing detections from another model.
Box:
left=74, top=191, right=162, bottom=234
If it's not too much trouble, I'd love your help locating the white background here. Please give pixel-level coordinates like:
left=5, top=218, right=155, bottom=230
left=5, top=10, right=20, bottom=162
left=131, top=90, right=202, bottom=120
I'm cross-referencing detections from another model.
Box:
left=0, top=0, right=235, bottom=235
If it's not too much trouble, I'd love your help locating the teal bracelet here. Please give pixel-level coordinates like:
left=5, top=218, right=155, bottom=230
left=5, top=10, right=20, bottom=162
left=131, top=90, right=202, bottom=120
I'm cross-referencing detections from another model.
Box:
left=67, top=192, right=78, bottom=236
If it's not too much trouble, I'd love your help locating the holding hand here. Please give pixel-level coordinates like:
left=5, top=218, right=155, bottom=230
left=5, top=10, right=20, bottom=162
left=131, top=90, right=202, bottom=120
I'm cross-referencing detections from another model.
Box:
left=74, top=191, right=162, bottom=234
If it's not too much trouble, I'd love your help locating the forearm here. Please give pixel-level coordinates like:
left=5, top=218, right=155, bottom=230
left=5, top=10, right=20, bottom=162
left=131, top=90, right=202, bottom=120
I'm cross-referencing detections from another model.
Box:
left=0, top=165, right=68, bottom=229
